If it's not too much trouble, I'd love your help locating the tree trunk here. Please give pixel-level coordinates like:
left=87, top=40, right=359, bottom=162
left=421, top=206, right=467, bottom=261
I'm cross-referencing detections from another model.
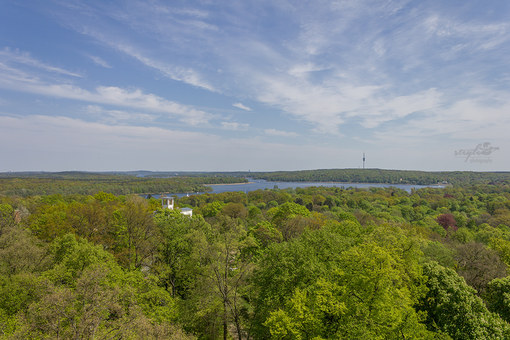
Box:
left=223, top=298, right=228, bottom=340
left=235, top=313, right=243, bottom=340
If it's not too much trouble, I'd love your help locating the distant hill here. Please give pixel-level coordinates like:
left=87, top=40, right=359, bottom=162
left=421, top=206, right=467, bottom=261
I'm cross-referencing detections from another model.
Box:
left=2, top=169, right=509, bottom=190
left=247, top=168, right=510, bottom=186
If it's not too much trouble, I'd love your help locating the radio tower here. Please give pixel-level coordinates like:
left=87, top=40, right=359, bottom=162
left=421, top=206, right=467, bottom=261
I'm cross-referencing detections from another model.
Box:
left=363, top=153, right=366, bottom=169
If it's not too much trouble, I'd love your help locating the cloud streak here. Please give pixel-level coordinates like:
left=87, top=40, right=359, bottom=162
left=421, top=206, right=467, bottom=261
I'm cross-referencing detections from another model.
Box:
left=221, top=121, right=249, bottom=131
left=232, top=102, right=252, bottom=111
left=0, top=47, right=82, bottom=77
left=107, top=41, right=216, bottom=92
left=89, top=55, right=111, bottom=68
left=0, top=64, right=211, bottom=125
left=54, top=4, right=217, bottom=92
left=264, top=129, right=298, bottom=137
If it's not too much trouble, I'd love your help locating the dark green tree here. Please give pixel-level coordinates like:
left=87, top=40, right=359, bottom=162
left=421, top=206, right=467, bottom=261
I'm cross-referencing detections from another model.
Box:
left=417, top=262, right=510, bottom=339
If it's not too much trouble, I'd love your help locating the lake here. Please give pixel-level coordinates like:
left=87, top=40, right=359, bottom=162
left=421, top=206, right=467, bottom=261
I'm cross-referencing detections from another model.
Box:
left=148, top=179, right=443, bottom=198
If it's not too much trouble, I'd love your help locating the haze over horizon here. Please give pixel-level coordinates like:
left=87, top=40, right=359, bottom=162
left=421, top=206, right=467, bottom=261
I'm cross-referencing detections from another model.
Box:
left=1, top=1, right=509, bottom=172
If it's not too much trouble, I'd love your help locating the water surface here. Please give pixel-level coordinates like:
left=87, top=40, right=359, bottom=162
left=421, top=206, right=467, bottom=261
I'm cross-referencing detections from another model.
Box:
left=148, top=179, right=442, bottom=198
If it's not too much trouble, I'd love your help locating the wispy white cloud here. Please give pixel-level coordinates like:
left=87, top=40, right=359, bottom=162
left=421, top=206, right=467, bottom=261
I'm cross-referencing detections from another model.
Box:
left=254, top=74, right=383, bottom=134
left=287, top=63, right=328, bottom=78
left=172, top=7, right=209, bottom=19
left=108, top=41, right=216, bottom=92
left=0, top=47, right=82, bottom=77
left=232, top=102, right=252, bottom=111
left=0, top=61, right=40, bottom=84
left=264, top=129, right=298, bottom=137
left=221, top=121, right=249, bottom=131
left=0, top=64, right=211, bottom=125
left=2, top=0, right=510, bottom=171
left=50, top=0, right=454, bottom=135
left=89, top=55, right=111, bottom=68
left=424, top=15, right=509, bottom=47
left=357, top=89, right=442, bottom=128
left=85, top=105, right=157, bottom=124
left=55, top=3, right=217, bottom=92
left=213, top=1, right=510, bottom=139
left=371, top=89, right=510, bottom=143
left=111, top=2, right=218, bottom=33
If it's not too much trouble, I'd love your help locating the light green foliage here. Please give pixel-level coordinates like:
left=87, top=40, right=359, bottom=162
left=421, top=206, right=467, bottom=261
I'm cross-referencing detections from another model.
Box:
left=247, top=205, right=262, bottom=221
left=0, top=226, right=48, bottom=277
left=3, top=179, right=510, bottom=339
left=260, top=235, right=432, bottom=339
left=475, top=223, right=507, bottom=244
left=267, top=200, right=278, bottom=208
left=220, top=202, right=248, bottom=219
left=489, top=238, right=510, bottom=267
left=200, top=201, right=225, bottom=217
left=270, top=202, right=311, bottom=225
left=421, top=240, right=456, bottom=268
left=265, top=278, right=346, bottom=339
left=93, top=191, right=117, bottom=202
left=178, top=216, right=256, bottom=339
left=20, top=263, right=182, bottom=339
left=250, top=220, right=359, bottom=337
left=112, top=196, right=158, bottom=269
left=366, top=224, right=425, bottom=288
left=28, top=200, right=71, bottom=241
left=45, top=233, right=117, bottom=285
left=333, top=243, right=430, bottom=339
left=267, top=202, right=314, bottom=240
left=250, top=221, right=283, bottom=248
left=335, top=210, right=358, bottom=223
left=154, top=208, right=208, bottom=298
left=0, top=203, right=15, bottom=232
left=0, top=230, right=190, bottom=338
left=211, top=191, right=248, bottom=205
left=451, top=227, right=474, bottom=244
left=0, top=273, right=49, bottom=319
left=122, top=270, right=178, bottom=325
left=453, top=212, right=468, bottom=228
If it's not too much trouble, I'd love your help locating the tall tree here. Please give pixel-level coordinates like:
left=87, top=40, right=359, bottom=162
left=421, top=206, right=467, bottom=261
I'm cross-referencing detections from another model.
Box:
left=485, top=276, right=510, bottom=323
left=455, top=242, right=507, bottom=295
left=199, top=216, right=255, bottom=340
left=114, top=196, right=158, bottom=269
left=417, top=262, right=510, bottom=339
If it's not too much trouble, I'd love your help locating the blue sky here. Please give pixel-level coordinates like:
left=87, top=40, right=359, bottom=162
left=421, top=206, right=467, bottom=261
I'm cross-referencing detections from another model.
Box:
left=0, top=0, right=509, bottom=171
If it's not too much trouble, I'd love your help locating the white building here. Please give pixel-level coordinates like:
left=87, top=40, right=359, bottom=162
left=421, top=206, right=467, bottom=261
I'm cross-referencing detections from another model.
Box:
left=180, top=207, right=193, bottom=216
left=161, top=195, right=192, bottom=217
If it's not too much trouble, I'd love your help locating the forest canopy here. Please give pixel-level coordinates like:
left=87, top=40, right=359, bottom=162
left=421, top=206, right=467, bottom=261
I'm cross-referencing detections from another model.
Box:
left=0, top=172, right=246, bottom=197
left=1, top=172, right=510, bottom=338
left=249, top=168, right=510, bottom=186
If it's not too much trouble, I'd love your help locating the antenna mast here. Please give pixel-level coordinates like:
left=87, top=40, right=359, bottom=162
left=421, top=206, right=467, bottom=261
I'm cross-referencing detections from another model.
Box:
left=363, top=152, right=366, bottom=169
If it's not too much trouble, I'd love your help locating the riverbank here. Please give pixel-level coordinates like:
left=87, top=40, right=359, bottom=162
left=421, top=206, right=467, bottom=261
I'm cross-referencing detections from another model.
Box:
left=207, top=182, right=254, bottom=186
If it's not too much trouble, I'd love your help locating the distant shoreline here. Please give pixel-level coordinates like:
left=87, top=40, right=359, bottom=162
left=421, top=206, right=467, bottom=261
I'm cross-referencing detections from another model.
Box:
left=206, top=181, right=446, bottom=186
left=207, top=182, right=254, bottom=186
